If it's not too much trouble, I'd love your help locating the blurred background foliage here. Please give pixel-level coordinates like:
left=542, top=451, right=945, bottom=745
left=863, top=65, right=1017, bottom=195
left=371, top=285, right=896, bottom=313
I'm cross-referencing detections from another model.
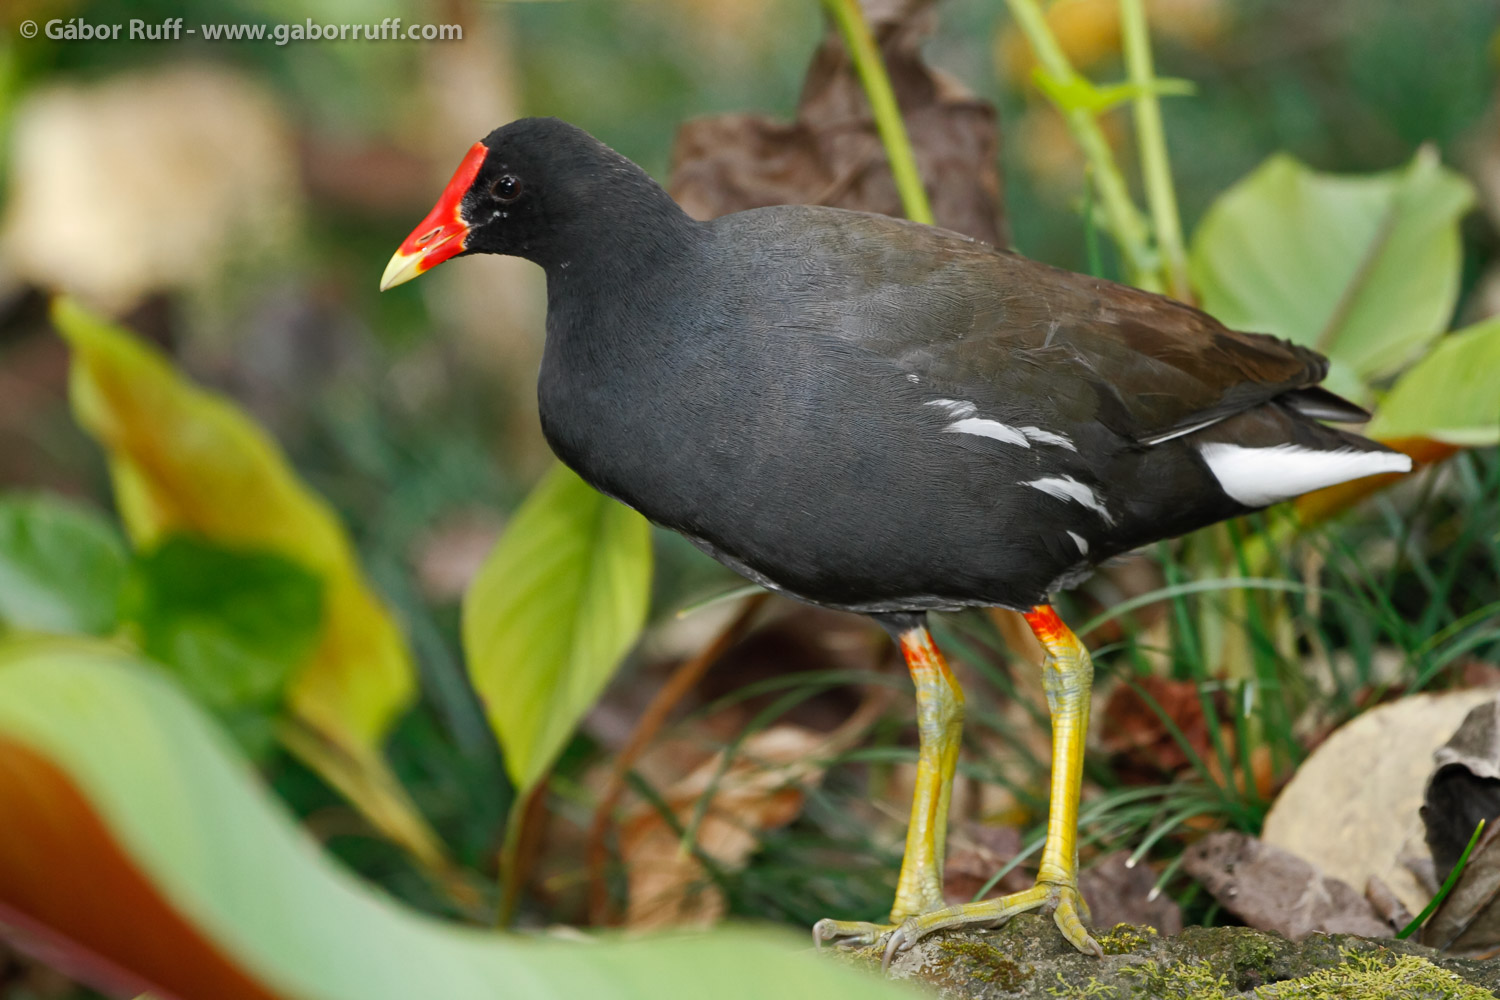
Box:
left=2, top=0, right=1500, bottom=996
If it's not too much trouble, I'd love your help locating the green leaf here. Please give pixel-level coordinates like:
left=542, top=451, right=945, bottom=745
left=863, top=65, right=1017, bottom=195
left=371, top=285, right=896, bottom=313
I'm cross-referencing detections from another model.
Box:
left=1189, top=148, right=1475, bottom=395
left=1367, top=316, right=1500, bottom=447
left=463, top=463, right=652, bottom=794
left=0, top=495, right=128, bottom=636
left=0, top=640, right=902, bottom=1000
left=125, top=535, right=323, bottom=754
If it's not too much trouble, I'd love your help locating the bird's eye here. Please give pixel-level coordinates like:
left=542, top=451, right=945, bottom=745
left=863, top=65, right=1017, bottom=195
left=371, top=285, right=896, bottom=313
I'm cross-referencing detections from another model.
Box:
left=492, top=174, right=522, bottom=203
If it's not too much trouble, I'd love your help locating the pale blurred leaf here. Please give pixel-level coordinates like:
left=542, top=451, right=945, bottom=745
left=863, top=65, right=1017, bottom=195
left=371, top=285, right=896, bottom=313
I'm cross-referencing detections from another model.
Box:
left=1190, top=148, right=1475, bottom=397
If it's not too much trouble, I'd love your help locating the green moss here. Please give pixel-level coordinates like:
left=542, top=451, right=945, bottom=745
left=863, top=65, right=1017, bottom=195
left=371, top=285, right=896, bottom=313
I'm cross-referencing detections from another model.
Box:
left=1096, top=923, right=1156, bottom=956
left=935, top=937, right=1034, bottom=991
left=1227, top=931, right=1279, bottom=988
left=1260, top=949, right=1494, bottom=1000
left=1118, top=959, right=1235, bottom=999
left=1045, top=972, right=1121, bottom=999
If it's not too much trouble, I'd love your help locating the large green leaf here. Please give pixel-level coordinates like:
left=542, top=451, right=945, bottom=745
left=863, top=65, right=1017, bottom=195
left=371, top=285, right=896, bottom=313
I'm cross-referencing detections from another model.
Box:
left=0, top=495, right=127, bottom=637
left=0, top=640, right=902, bottom=1000
left=126, top=535, right=323, bottom=755
left=1367, top=316, right=1500, bottom=447
left=463, top=463, right=652, bottom=794
left=1189, top=149, right=1474, bottom=397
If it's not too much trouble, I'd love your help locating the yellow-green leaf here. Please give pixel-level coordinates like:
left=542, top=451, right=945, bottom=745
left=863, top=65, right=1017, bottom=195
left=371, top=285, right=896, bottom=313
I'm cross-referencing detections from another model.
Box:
left=463, top=463, right=651, bottom=794
left=1190, top=148, right=1475, bottom=398
left=52, top=296, right=413, bottom=754
left=0, top=639, right=907, bottom=1000
left=1368, top=316, right=1500, bottom=447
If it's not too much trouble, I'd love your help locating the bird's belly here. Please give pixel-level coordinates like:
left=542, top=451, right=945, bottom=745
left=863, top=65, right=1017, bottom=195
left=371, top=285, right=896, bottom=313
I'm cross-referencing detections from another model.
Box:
left=540, top=380, right=1067, bottom=612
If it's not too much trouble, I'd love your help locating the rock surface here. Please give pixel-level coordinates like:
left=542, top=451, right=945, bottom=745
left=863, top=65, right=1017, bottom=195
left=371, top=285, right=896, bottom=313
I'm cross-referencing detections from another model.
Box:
left=827, top=915, right=1500, bottom=998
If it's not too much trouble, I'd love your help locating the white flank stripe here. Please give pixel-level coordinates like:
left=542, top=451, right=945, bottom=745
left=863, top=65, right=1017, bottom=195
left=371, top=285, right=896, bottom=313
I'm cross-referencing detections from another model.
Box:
left=1197, top=443, right=1413, bottom=507
left=926, top=398, right=977, bottom=418
left=1067, top=531, right=1089, bottom=555
left=1021, top=426, right=1077, bottom=451
left=946, top=417, right=1030, bottom=448
left=1024, top=476, right=1115, bottom=524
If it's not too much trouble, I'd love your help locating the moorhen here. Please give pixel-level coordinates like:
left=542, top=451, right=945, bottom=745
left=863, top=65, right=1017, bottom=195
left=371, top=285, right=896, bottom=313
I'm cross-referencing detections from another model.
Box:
left=381, top=118, right=1411, bottom=961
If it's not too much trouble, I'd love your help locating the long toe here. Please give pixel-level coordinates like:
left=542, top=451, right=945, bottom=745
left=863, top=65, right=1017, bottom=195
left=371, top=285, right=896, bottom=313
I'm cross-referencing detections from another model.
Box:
left=879, top=880, right=1102, bottom=968
left=811, top=918, right=897, bottom=950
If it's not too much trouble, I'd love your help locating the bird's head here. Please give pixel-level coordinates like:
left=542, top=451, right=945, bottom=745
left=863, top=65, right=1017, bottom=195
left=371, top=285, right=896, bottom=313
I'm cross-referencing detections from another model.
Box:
left=380, top=117, right=678, bottom=290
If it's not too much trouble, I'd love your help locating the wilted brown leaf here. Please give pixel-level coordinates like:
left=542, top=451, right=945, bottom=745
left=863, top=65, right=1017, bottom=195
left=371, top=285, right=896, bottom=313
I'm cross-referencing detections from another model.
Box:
left=669, top=0, right=1005, bottom=245
left=1424, top=696, right=1500, bottom=882
left=1099, top=675, right=1224, bottom=783
left=1183, top=831, right=1390, bottom=940
left=942, top=822, right=1032, bottom=905
left=1420, top=696, right=1500, bottom=953
left=618, top=725, right=829, bottom=931
left=617, top=682, right=887, bottom=931
left=1424, top=824, right=1500, bottom=954
left=1264, top=689, right=1499, bottom=916
left=1078, top=851, right=1183, bottom=935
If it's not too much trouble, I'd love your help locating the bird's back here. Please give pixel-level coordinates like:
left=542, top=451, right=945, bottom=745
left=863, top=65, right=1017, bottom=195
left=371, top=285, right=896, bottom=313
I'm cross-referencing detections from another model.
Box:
left=539, top=203, right=1407, bottom=612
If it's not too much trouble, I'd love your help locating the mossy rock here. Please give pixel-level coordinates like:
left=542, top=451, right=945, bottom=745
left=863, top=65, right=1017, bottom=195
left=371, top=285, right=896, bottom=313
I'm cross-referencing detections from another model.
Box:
left=866, top=915, right=1500, bottom=998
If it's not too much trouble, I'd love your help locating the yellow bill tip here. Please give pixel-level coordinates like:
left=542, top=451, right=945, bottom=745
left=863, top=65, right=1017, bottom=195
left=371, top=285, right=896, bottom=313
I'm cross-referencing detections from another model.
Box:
left=379, top=249, right=424, bottom=292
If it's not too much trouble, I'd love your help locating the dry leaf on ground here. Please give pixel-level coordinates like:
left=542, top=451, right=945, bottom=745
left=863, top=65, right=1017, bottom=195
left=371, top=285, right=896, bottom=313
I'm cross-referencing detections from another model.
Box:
left=1183, top=831, right=1389, bottom=940
left=1425, top=696, right=1500, bottom=880
left=943, top=822, right=1033, bottom=905
left=618, top=723, right=848, bottom=931
left=1263, top=689, right=1499, bottom=915
left=1424, top=824, right=1500, bottom=954
left=669, top=0, right=1005, bottom=245
left=1420, top=696, right=1500, bottom=953
left=1098, top=675, right=1226, bottom=783
left=1078, top=851, right=1183, bottom=935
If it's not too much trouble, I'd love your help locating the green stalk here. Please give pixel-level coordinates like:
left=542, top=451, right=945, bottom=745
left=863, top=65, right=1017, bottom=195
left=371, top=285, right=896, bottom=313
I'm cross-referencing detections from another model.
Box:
left=1398, top=819, right=1486, bottom=940
left=1119, top=0, right=1189, bottom=301
left=1004, top=0, right=1159, bottom=291
left=821, top=0, right=934, bottom=224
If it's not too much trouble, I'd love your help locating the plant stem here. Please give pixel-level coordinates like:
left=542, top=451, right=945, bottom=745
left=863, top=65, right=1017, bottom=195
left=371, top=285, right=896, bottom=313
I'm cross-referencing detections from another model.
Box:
left=1119, top=0, right=1190, bottom=301
left=821, top=0, right=934, bottom=224
left=1398, top=818, right=1486, bottom=941
left=1004, top=0, right=1159, bottom=291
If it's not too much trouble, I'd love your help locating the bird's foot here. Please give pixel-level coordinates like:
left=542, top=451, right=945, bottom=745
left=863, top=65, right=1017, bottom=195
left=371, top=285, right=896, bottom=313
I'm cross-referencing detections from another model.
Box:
left=811, top=918, right=899, bottom=951
left=872, top=878, right=1101, bottom=970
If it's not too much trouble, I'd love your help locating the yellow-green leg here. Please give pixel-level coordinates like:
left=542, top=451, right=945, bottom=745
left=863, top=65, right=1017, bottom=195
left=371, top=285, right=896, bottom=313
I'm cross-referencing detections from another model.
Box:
left=812, top=624, right=964, bottom=945
left=813, top=607, right=1102, bottom=966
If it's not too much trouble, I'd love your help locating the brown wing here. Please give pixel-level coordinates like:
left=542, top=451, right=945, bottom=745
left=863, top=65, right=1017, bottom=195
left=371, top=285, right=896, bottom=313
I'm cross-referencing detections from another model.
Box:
left=993, top=255, right=1366, bottom=443
left=786, top=209, right=1366, bottom=444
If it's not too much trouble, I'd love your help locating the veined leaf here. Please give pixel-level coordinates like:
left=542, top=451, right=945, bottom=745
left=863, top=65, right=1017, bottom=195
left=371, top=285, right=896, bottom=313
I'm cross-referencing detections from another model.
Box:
left=0, top=641, right=900, bottom=1000
left=1367, top=316, right=1500, bottom=447
left=1190, top=148, right=1475, bottom=397
left=0, top=495, right=127, bottom=637
left=52, top=297, right=411, bottom=755
left=464, top=463, right=652, bottom=794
